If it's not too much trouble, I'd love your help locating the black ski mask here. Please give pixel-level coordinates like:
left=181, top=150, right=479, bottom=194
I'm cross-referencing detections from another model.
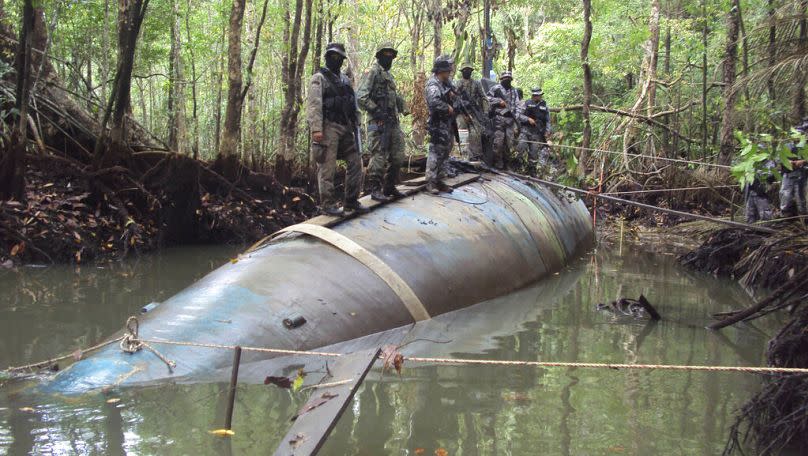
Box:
left=501, top=79, right=512, bottom=89
left=461, top=68, right=473, bottom=80
left=326, top=54, right=344, bottom=73
left=377, top=55, right=394, bottom=71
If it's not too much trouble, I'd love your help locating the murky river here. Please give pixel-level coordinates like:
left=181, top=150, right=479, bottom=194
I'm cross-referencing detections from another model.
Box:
left=0, top=245, right=781, bottom=455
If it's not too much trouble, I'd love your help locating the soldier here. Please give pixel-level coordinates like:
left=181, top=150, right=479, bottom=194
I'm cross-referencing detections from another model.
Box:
left=454, top=62, right=490, bottom=163
left=487, top=71, right=522, bottom=169
left=357, top=42, right=408, bottom=202
left=517, top=88, right=553, bottom=176
left=744, top=160, right=775, bottom=224
left=779, top=120, right=808, bottom=218
left=424, top=56, right=457, bottom=195
left=306, top=43, right=369, bottom=216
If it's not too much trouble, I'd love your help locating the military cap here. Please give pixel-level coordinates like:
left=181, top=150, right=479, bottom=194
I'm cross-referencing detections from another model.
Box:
left=531, top=87, right=544, bottom=96
left=375, top=42, right=398, bottom=58
left=459, top=61, right=475, bottom=71
left=432, top=55, right=453, bottom=73
left=499, top=71, right=513, bottom=81
left=324, top=42, right=347, bottom=58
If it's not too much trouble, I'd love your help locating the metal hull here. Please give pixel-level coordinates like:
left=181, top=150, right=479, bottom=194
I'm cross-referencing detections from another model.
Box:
left=44, top=174, right=593, bottom=393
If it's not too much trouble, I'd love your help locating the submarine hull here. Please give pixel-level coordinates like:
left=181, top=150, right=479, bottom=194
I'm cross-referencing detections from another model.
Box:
left=45, top=173, right=594, bottom=393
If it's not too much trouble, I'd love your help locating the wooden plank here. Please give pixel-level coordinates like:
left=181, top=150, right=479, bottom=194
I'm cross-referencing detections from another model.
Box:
left=272, top=348, right=381, bottom=456
left=306, top=173, right=481, bottom=228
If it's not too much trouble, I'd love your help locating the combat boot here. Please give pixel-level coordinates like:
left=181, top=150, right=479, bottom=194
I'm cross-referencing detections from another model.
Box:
left=383, top=167, right=406, bottom=199
left=321, top=204, right=344, bottom=216
left=344, top=199, right=370, bottom=215
left=436, top=181, right=454, bottom=194
left=384, top=186, right=407, bottom=199
left=368, top=179, right=391, bottom=202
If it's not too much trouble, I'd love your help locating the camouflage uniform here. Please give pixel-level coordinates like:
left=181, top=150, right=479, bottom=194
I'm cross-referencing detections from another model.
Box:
left=487, top=72, right=522, bottom=169
left=517, top=88, right=552, bottom=176
left=356, top=43, right=408, bottom=197
left=455, top=62, right=489, bottom=162
left=744, top=160, right=775, bottom=224
left=306, top=44, right=362, bottom=211
left=424, top=59, right=456, bottom=189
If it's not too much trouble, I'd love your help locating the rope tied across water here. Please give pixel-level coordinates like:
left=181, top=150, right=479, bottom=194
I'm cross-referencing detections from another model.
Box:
left=6, top=315, right=808, bottom=377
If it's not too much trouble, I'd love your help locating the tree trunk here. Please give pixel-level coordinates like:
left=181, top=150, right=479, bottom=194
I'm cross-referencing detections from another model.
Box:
left=101, top=0, right=111, bottom=120
left=185, top=0, right=199, bottom=158
left=701, top=0, right=709, bottom=155
left=432, top=0, right=442, bottom=60
left=312, top=0, right=324, bottom=74
left=94, top=0, right=150, bottom=165
left=718, top=2, right=740, bottom=167
left=579, top=0, right=593, bottom=176
left=277, top=0, right=313, bottom=184
left=218, top=0, right=246, bottom=164
left=167, top=0, right=186, bottom=154
left=792, top=1, right=808, bottom=124
left=0, top=0, right=34, bottom=201
left=767, top=0, right=776, bottom=114
left=620, top=0, right=660, bottom=163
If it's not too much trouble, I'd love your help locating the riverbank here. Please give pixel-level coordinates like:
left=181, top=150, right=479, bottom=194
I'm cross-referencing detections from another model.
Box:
left=0, top=157, right=317, bottom=267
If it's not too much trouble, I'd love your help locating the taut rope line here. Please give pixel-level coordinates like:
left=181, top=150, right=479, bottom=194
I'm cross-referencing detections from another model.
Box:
left=5, top=316, right=808, bottom=376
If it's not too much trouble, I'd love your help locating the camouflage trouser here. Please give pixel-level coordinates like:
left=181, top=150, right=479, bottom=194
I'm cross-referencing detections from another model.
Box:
left=312, top=120, right=362, bottom=206
left=492, top=120, right=517, bottom=169
left=516, top=131, right=549, bottom=174
left=745, top=192, right=773, bottom=224
left=457, top=115, right=483, bottom=161
left=366, top=122, right=405, bottom=189
left=426, top=131, right=454, bottom=184
left=779, top=171, right=807, bottom=217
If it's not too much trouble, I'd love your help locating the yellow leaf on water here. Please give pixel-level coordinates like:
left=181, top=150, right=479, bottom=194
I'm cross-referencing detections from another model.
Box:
left=106, top=398, right=121, bottom=404
left=209, top=429, right=235, bottom=437
left=18, top=407, right=34, bottom=413
left=230, top=258, right=238, bottom=264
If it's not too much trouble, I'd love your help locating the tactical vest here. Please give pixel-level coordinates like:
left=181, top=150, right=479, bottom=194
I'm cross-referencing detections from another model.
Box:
left=320, top=68, right=356, bottom=125
left=523, top=100, right=549, bottom=129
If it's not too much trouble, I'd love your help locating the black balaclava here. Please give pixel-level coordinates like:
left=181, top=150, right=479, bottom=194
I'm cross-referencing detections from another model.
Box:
left=501, top=79, right=512, bottom=89
left=377, top=55, right=394, bottom=71
left=461, top=68, right=473, bottom=80
left=326, top=54, right=344, bottom=74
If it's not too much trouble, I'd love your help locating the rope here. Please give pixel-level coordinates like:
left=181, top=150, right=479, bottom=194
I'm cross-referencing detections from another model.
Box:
left=119, top=316, right=177, bottom=371
left=602, top=184, right=739, bottom=195
left=402, top=357, right=808, bottom=374
left=499, top=171, right=777, bottom=234
left=7, top=330, right=808, bottom=376
left=517, top=139, right=732, bottom=169
left=4, top=337, right=124, bottom=373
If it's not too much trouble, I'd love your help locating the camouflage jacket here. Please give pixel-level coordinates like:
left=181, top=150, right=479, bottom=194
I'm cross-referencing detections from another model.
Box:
left=356, top=62, right=407, bottom=124
left=486, top=83, right=522, bottom=121
left=306, top=68, right=357, bottom=133
left=425, top=75, right=455, bottom=145
left=454, top=77, right=489, bottom=118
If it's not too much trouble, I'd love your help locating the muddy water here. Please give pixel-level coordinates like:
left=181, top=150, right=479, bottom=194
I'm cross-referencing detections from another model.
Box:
left=0, top=245, right=780, bottom=455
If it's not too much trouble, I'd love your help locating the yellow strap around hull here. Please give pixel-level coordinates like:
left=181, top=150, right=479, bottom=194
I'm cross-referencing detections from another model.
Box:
left=276, top=223, right=431, bottom=322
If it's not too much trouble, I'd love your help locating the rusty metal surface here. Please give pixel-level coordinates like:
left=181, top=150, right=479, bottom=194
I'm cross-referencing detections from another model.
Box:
left=43, top=172, right=594, bottom=394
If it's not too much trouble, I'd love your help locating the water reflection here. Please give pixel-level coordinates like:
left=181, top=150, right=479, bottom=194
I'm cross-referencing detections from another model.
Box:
left=0, top=246, right=776, bottom=455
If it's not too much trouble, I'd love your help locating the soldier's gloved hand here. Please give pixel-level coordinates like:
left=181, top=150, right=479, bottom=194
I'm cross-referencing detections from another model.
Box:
left=528, top=118, right=536, bottom=126
left=499, top=100, right=506, bottom=108
left=312, top=131, right=324, bottom=143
